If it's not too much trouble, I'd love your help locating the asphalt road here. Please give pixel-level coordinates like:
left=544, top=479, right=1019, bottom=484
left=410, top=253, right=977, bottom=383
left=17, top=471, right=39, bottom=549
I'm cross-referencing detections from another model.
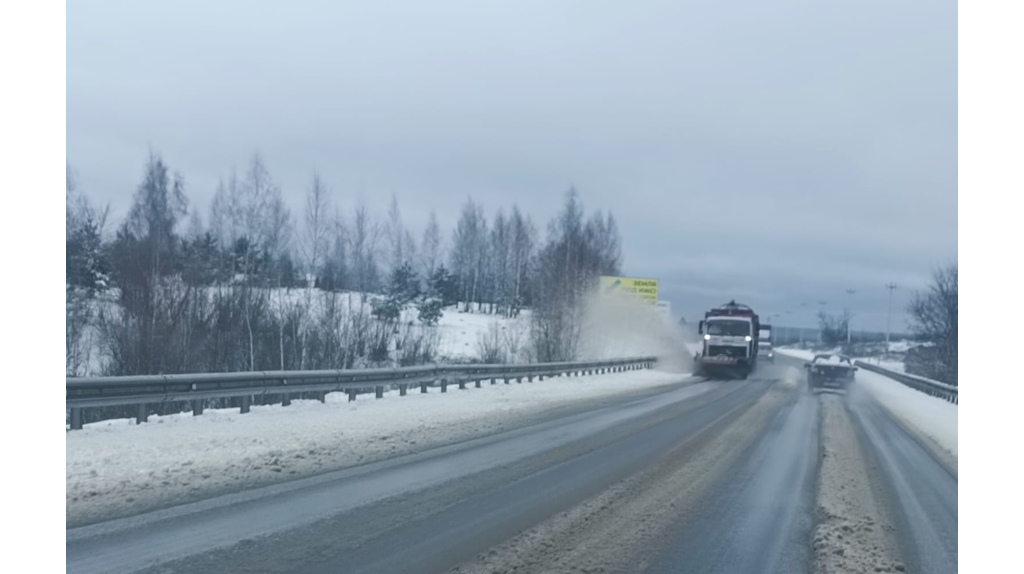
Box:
left=66, top=357, right=957, bottom=574
left=642, top=382, right=820, bottom=574
left=848, top=383, right=958, bottom=574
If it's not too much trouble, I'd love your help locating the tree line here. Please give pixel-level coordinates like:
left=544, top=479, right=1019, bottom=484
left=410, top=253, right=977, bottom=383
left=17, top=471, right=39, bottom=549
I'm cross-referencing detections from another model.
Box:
left=66, top=152, right=624, bottom=378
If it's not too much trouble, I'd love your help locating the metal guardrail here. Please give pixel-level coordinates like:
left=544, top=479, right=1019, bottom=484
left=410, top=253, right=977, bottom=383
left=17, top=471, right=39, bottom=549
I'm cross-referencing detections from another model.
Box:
left=66, top=356, right=658, bottom=430
left=853, top=360, right=958, bottom=404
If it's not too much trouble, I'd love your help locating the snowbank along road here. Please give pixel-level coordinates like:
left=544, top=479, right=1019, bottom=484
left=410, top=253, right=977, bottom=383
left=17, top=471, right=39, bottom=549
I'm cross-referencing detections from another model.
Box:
left=66, top=357, right=957, bottom=574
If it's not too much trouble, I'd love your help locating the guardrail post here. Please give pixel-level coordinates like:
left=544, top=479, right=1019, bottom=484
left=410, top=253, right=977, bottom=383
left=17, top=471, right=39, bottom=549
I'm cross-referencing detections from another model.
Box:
left=517, top=377, right=522, bottom=383
left=348, top=390, right=357, bottom=402
left=491, top=378, right=497, bottom=385
left=137, top=404, right=148, bottom=425
left=192, top=400, right=204, bottom=416
left=459, top=379, right=466, bottom=390
left=70, top=407, right=82, bottom=430
left=441, top=379, right=448, bottom=393
left=475, top=379, right=482, bottom=388
left=282, top=393, right=291, bottom=407
left=400, top=384, right=408, bottom=396
left=528, top=375, right=533, bottom=382
left=539, top=374, right=544, bottom=381
left=504, top=377, right=510, bottom=384
left=376, top=386, right=384, bottom=399
left=318, top=391, right=326, bottom=403
left=421, top=382, right=429, bottom=393
left=240, top=396, right=251, bottom=414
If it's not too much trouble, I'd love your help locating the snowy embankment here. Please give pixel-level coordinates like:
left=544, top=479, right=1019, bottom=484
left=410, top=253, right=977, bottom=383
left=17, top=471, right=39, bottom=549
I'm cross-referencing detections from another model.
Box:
left=434, top=306, right=529, bottom=361
left=67, top=368, right=686, bottom=527
left=776, top=348, right=957, bottom=459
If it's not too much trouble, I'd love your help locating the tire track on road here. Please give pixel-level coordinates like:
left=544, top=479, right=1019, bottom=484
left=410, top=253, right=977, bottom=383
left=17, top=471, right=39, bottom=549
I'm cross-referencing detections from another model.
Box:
left=454, top=380, right=797, bottom=574
left=846, top=387, right=957, bottom=574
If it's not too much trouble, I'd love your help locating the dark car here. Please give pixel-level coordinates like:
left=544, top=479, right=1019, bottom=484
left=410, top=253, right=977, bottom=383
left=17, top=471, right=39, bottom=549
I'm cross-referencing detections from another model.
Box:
left=804, top=353, right=857, bottom=391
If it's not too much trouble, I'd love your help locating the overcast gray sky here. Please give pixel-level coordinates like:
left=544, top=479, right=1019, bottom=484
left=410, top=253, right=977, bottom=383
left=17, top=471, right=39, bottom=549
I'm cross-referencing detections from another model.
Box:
left=67, top=0, right=957, bottom=332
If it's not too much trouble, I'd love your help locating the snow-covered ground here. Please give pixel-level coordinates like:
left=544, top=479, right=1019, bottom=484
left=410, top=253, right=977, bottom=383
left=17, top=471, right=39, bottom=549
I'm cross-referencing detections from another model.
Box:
left=779, top=345, right=907, bottom=373
left=775, top=348, right=957, bottom=459
left=854, top=369, right=958, bottom=458
left=886, top=339, right=930, bottom=353
left=854, top=358, right=906, bottom=373
left=67, top=368, right=688, bottom=526
left=435, top=306, right=528, bottom=361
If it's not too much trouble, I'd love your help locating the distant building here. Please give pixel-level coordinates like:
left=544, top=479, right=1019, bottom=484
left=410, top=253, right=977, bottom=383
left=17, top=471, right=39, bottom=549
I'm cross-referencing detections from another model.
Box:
left=656, top=300, right=672, bottom=323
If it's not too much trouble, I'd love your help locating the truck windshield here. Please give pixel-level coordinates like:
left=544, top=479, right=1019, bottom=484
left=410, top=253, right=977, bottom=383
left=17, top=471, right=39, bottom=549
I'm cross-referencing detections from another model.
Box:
left=706, top=321, right=750, bottom=337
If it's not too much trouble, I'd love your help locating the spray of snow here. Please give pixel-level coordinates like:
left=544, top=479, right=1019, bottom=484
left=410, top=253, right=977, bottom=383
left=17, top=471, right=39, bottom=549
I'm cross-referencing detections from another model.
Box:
left=577, top=290, right=694, bottom=373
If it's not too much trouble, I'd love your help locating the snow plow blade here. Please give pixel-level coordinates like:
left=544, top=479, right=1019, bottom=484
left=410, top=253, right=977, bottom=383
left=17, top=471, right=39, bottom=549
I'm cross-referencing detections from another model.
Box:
left=694, top=356, right=749, bottom=379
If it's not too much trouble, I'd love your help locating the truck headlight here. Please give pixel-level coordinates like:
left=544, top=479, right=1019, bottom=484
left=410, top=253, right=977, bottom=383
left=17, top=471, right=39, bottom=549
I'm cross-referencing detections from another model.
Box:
left=745, top=335, right=752, bottom=342
left=704, top=334, right=711, bottom=340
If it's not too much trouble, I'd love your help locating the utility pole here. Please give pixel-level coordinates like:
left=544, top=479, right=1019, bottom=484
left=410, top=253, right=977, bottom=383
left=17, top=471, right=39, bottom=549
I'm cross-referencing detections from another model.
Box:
left=845, top=289, right=856, bottom=344
left=799, top=302, right=808, bottom=344
left=884, top=282, right=898, bottom=352
left=817, top=301, right=827, bottom=343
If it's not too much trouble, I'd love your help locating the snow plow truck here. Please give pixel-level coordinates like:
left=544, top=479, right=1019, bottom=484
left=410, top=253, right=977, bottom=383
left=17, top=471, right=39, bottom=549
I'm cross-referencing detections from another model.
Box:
left=694, top=301, right=764, bottom=379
